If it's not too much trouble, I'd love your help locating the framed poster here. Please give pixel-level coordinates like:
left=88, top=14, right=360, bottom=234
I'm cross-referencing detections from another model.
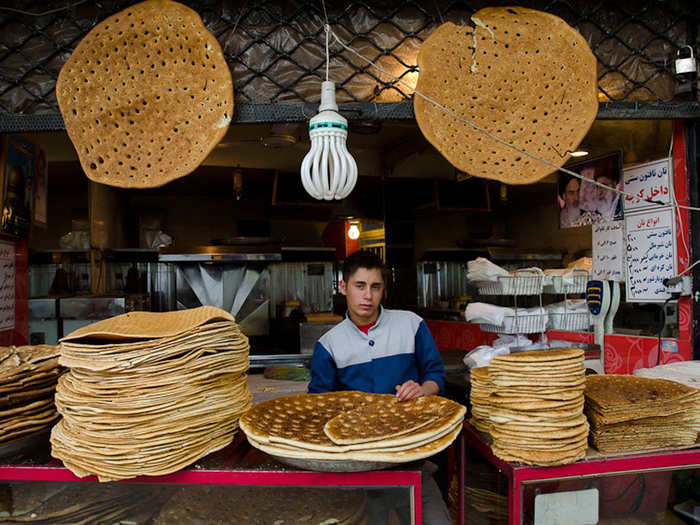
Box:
left=557, top=151, right=624, bottom=229
left=0, top=134, right=34, bottom=238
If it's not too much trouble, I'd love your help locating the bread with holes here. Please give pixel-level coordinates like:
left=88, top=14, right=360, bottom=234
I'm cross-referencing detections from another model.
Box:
left=414, top=7, right=598, bottom=184
left=56, top=0, right=233, bottom=188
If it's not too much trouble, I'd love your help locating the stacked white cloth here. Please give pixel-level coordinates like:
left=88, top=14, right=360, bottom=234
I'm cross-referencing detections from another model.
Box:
left=465, top=302, right=510, bottom=325
left=467, top=258, right=509, bottom=282
left=545, top=300, right=590, bottom=330
left=465, top=303, right=547, bottom=333
left=634, top=361, right=700, bottom=390
left=544, top=268, right=584, bottom=285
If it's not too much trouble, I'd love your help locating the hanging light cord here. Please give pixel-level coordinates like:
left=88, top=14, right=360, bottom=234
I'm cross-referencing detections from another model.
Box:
left=0, top=1, right=88, bottom=16
left=325, top=25, right=700, bottom=214
left=321, top=0, right=330, bottom=82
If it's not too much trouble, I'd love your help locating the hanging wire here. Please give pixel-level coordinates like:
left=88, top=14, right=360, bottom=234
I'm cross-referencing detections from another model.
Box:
left=0, top=1, right=89, bottom=16
left=320, top=0, right=330, bottom=81
left=432, top=0, right=445, bottom=24
left=327, top=26, right=700, bottom=214
left=325, top=24, right=330, bottom=81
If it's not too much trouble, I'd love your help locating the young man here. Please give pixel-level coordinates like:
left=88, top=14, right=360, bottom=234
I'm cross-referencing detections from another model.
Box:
left=308, top=250, right=445, bottom=399
left=309, top=250, right=450, bottom=525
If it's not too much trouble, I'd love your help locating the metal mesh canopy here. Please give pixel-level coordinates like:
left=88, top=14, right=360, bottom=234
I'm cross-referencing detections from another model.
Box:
left=0, top=0, right=699, bottom=123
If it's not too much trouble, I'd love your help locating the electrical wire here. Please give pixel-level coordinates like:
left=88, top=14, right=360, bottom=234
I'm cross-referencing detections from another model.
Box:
left=326, top=25, right=700, bottom=285
left=320, top=0, right=330, bottom=82
left=657, top=298, right=670, bottom=366
left=0, top=1, right=89, bottom=17
left=327, top=26, right=700, bottom=214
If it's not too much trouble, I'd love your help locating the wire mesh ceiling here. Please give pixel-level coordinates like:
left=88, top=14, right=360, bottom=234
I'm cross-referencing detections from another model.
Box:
left=0, top=0, right=698, bottom=116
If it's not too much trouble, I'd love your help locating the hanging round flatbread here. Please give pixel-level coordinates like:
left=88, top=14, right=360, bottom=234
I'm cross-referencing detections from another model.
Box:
left=414, top=7, right=598, bottom=184
left=56, top=0, right=233, bottom=188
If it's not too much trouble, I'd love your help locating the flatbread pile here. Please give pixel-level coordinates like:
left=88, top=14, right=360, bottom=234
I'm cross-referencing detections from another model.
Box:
left=469, top=366, right=493, bottom=433
left=56, top=0, right=233, bottom=188
left=240, top=392, right=465, bottom=467
left=153, top=486, right=368, bottom=525
left=415, top=7, right=598, bottom=184
left=50, top=306, right=252, bottom=481
left=487, top=349, right=588, bottom=466
left=465, top=486, right=508, bottom=521
left=585, top=375, right=700, bottom=454
left=0, top=345, right=61, bottom=447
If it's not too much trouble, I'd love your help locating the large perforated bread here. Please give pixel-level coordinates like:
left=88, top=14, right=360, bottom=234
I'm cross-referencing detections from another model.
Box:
left=240, top=392, right=466, bottom=465
left=414, top=8, right=598, bottom=184
left=56, top=0, right=233, bottom=188
left=324, top=395, right=464, bottom=445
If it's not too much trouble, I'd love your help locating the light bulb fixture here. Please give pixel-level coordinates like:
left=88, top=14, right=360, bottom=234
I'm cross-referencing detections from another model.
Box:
left=233, top=167, right=243, bottom=201
left=570, top=150, right=589, bottom=157
left=347, top=223, right=360, bottom=240
left=300, top=26, right=358, bottom=200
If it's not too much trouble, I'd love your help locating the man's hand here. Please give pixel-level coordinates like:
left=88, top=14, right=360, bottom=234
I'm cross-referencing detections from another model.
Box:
left=395, top=380, right=439, bottom=401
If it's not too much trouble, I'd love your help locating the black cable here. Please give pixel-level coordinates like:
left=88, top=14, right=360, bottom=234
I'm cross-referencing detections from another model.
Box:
left=657, top=299, right=669, bottom=367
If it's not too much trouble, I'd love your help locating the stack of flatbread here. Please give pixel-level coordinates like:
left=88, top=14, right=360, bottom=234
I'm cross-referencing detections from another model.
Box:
left=585, top=375, right=700, bottom=453
left=465, top=486, right=508, bottom=522
left=469, top=367, right=493, bottom=434
left=154, top=486, right=368, bottom=525
left=51, top=306, right=252, bottom=481
left=0, top=345, right=61, bottom=447
left=240, top=391, right=465, bottom=468
left=487, top=349, right=588, bottom=466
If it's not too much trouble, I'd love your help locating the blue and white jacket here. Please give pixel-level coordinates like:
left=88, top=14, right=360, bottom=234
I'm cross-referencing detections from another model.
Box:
left=308, top=307, right=445, bottom=394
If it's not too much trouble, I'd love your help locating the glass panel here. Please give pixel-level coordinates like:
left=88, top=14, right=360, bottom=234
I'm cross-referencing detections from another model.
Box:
left=522, top=468, right=700, bottom=525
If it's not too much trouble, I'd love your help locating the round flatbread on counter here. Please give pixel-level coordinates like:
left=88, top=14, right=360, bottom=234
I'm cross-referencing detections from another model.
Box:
left=56, top=0, right=233, bottom=188
left=239, top=392, right=466, bottom=468
left=414, top=7, right=598, bottom=184
left=324, top=395, right=465, bottom=445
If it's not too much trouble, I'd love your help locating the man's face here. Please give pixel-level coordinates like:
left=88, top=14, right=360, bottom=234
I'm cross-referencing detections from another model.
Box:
left=340, top=267, right=384, bottom=324
left=596, top=176, right=614, bottom=200
left=564, top=178, right=580, bottom=208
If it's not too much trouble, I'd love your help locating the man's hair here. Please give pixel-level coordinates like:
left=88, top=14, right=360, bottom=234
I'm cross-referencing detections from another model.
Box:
left=342, top=250, right=385, bottom=281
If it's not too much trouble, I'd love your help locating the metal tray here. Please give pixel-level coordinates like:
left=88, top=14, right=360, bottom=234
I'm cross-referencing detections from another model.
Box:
left=269, top=454, right=395, bottom=473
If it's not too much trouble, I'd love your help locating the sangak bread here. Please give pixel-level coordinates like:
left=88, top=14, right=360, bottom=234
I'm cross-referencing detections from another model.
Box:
left=584, top=374, right=700, bottom=454
left=240, top=392, right=465, bottom=467
left=324, top=395, right=465, bottom=445
left=56, top=0, right=233, bottom=188
left=414, top=8, right=598, bottom=184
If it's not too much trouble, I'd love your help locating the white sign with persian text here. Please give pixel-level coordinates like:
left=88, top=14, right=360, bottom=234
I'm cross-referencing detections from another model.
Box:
left=592, top=221, right=625, bottom=282
left=622, top=157, right=671, bottom=212
left=625, top=208, right=676, bottom=302
left=0, top=242, right=14, bottom=331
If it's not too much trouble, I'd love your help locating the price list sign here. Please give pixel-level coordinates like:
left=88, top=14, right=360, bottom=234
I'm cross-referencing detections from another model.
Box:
left=592, top=222, right=625, bottom=282
left=624, top=208, right=676, bottom=302
left=623, top=158, right=671, bottom=212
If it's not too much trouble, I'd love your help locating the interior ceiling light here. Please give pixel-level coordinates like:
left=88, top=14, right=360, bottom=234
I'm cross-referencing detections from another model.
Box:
left=347, top=223, right=360, bottom=240
left=570, top=150, right=589, bottom=157
left=300, top=26, right=358, bottom=200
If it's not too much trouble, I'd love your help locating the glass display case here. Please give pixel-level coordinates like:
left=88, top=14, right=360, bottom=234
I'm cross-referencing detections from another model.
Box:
left=0, top=434, right=427, bottom=524
left=462, top=423, right=700, bottom=525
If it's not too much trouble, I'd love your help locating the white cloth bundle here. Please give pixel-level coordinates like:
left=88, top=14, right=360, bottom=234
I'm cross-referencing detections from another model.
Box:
left=466, top=257, right=509, bottom=282
left=545, top=299, right=589, bottom=314
left=634, top=361, right=700, bottom=390
left=465, top=303, right=512, bottom=325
